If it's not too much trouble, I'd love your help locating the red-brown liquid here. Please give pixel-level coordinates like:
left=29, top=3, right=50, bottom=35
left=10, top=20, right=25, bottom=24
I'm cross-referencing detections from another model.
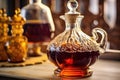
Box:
left=24, top=23, right=51, bottom=42
left=48, top=50, right=99, bottom=68
left=47, top=44, right=100, bottom=77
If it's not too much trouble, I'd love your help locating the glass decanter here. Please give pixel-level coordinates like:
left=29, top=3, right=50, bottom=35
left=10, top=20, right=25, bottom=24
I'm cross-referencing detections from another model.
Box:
left=21, top=0, right=55, bottom=56
left=47, top=0, right=107, bottom=77
left=0, top=9, right=10, bottom=62
left=6, top=9, right=28, bottom=63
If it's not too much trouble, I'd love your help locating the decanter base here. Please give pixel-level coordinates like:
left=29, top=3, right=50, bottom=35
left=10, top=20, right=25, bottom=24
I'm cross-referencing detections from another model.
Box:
left=54, top=67, right=93, bottom=78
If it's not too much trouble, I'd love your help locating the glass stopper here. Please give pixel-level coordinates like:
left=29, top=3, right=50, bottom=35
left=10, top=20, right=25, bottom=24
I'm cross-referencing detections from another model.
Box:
left=67, top=0, right=78, bottom=13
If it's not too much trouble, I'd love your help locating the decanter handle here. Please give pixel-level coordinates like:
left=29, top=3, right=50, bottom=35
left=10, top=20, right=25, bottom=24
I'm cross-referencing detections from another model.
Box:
left=92, top=28, right=108, bottom=53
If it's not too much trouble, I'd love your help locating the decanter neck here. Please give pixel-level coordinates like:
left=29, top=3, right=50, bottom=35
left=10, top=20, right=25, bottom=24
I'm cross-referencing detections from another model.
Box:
left=65, top=23, right=76, bottom=30
left=65, top=16, right=83, bottom=30
left=29, top=0, right=42, bottom=4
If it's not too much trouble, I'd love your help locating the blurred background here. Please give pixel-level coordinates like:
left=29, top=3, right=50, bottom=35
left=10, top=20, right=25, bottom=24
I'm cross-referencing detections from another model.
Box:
left=0, top=1, right=119, bottom=80
left=0, top=0, right=120, bottom=50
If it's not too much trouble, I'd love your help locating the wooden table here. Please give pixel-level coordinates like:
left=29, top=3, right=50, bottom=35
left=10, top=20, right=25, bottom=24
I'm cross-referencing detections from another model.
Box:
left=0, top=59, right=120, bottom=80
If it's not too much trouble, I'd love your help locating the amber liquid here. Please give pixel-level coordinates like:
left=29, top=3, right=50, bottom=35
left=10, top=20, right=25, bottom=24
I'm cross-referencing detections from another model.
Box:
left=47, top=44, right=100, bottom=77
left=24, top=23, right=51, bottom=42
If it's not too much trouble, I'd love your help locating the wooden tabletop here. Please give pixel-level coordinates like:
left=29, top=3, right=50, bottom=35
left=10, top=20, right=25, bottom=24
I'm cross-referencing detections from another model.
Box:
left=0, top=59, right=120, bottom=80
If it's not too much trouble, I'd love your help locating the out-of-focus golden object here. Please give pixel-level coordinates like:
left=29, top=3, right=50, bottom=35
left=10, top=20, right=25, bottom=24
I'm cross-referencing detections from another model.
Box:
left=6, top=8, right=28, bottom=63
left=0, top=9, right=10, bottom=62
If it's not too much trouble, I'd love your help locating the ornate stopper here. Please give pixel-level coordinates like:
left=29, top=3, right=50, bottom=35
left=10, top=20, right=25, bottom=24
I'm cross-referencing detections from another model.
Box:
left=11, top=8, right=26, bottom=36
left=63, top=0, right=82, bottom=23
left=11, top=8, right=25, bottom=25
left=67, top=0, right=79, bottom=14
left=0, top=9, right=10, bottom=23
left=0, top=9, right=10, bottom=36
